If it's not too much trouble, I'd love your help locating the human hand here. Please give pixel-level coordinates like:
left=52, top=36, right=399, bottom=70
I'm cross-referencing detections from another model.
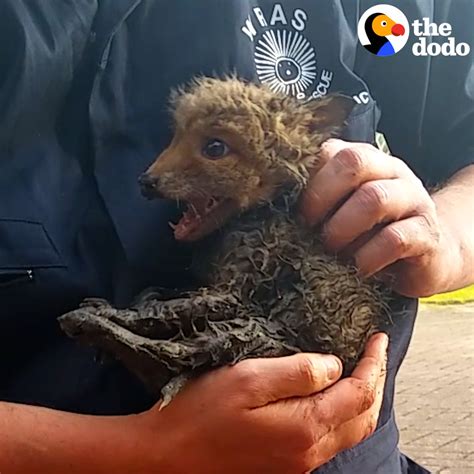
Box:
left=300, top=139, right=449, bottom=297
left=137, top=333, right=388, bottom=474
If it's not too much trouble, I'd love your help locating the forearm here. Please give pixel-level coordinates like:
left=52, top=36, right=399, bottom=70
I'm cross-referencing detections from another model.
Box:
left=0, top=402, right=161, bottom=473
left=432, top=164, right=474, bottom=292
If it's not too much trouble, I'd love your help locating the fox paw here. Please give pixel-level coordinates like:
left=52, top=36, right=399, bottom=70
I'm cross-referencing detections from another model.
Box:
left=80, top=298, right=112, bottom=309
left=159, top=374, right=192, bottom=410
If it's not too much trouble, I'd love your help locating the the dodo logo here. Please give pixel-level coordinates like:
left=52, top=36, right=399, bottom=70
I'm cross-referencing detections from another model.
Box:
left=358, top=5, right=409, bottom=56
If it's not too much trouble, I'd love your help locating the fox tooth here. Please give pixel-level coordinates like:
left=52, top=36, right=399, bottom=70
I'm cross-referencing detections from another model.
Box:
left=189, top=203, right=199, bottom=217
left=168, top=221, right=177, bottom=230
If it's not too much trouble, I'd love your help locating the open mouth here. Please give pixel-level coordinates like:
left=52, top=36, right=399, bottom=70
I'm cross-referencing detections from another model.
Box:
left=169, top=196, right=236, bottom=242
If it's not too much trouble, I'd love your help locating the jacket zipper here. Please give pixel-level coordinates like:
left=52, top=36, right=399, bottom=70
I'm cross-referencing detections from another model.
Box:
left=0, top=269, right=35, bottom=288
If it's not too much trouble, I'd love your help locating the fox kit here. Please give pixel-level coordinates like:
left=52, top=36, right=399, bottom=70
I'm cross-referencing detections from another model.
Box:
left=60, top=77, right=388, bottom=406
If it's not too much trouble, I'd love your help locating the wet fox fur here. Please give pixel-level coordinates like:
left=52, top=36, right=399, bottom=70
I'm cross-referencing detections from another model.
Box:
left=60, top=77, right=388, bottom=406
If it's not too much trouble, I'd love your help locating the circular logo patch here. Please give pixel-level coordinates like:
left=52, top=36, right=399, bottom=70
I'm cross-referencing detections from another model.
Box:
left=255, top=29, right=317, bottom=96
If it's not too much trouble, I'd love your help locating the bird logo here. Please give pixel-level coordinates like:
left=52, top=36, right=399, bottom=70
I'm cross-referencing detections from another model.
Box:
left=358, top=5, right=409, bottom=57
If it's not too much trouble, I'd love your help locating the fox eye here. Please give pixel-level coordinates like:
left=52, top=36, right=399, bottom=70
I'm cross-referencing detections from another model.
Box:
left=202, top=139, right=229, bottom=159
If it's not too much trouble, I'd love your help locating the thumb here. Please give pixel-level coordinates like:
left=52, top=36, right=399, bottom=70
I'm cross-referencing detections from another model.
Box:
left=236, top=353, right=343, bottom=408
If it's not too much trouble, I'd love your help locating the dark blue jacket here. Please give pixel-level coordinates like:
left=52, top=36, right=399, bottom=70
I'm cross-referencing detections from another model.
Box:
left=1, top=1, right=472, bottom=472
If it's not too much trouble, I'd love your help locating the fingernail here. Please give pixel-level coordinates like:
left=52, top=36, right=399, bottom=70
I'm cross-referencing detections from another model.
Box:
left=322, top=138, right=340, bottom=147
left=321, top=138, right=341, bottom=155
left=320, top=141, right=333, bottom=160
left=380, top=333, right=389, bottom=352
left=325, top=356, right=342, bottom=380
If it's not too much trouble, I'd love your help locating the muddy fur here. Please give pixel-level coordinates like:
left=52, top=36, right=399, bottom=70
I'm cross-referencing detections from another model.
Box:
left=59, top=77, right=391, bottom=404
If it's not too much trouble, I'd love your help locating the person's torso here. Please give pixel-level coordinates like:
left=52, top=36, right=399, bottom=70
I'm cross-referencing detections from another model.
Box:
left=0, top=1, right=424, bottom=471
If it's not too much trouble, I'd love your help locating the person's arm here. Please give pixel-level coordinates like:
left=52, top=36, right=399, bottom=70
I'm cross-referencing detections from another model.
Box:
left=0, top=333, right=387, bottom=474
left=300, top=140, right=474, bottom=297
left=431, top=165, right=474, bottom=292
left=0, top=402, right=157, bottom=474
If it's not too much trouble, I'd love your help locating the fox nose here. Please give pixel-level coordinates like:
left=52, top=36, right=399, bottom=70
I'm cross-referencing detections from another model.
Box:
left=138, top=173, right=164, bottom=200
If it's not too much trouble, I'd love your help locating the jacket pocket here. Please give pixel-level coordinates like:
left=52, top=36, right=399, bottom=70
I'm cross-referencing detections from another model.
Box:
left=0, top=268, right=34, bottom=288
left=0, top=219, right=65, bottom=289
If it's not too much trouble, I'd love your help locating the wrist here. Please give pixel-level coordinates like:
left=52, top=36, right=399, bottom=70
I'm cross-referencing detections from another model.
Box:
left=431, top=194, right=465, bottom=293
left=130, top=407, right=187, bottom=473
left=110, top=410, right=172, bottom=473
left=136, top=404, right=211, bottom=474
left=433, top=225, right=460, bottom=293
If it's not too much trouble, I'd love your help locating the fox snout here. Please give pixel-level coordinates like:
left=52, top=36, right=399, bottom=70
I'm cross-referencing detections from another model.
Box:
left=138, top=172, right=166, bottom=200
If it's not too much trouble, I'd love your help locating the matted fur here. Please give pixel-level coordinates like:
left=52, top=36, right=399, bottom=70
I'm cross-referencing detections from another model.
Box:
left=171, top=77, right=355, bottom=186
left=59, top=77, right=390, bottom=404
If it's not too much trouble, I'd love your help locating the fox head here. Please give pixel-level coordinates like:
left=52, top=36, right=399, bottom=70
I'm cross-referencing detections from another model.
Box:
left=139, top=77, right=354, bottom=242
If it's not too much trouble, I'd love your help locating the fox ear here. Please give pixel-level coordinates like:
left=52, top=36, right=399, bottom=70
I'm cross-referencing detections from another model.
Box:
left=304, top=94, right=356, bottom=138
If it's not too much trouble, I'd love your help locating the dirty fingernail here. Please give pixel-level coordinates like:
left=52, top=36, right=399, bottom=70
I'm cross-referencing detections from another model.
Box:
left=325, top=356, right=342, bottom=380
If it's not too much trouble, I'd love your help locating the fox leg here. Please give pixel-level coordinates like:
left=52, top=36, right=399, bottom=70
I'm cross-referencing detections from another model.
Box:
left=58, top=291, right=246, bottom=395
left=59, top=297, right=296, bottom=402
left=67, top=291, right=240, bottom=340
left=59, top=309, right=218, bottom=395
left=131, top=286, right=188, bottom=305
left=158, top=317, right=297, bottom=408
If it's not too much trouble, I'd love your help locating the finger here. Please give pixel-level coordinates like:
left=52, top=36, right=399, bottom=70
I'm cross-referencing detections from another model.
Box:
left=377, top=259, right=433, bottom=297
left=251, top=335, right=388, bottom=467
left=306, top=333, right=388, bottom=430
left=300, top=140, right=412, bottom=225
left=274, top=335, right=388, bottom=469
left=234, top=352, right=343, bottom=407
left=354, top=214, right=440, bottom=277
left=350, top=332, right=388, bottom=382
left=315, top=344, right=388, bottom=461
left=323, top=178, right=422, bottom=251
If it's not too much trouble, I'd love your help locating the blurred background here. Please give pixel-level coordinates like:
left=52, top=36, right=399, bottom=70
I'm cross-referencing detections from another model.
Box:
left=395, top=285, right=474, bottom=473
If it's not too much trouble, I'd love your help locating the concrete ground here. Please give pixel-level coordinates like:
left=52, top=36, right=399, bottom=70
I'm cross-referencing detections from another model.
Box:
left=395, top=304, right=474, bottom=473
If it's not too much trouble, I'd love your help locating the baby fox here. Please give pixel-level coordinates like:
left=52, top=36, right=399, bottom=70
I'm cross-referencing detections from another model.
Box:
left=60, top=77, right=388, bottom=406
left=139, top=77, right=354, bottom=242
